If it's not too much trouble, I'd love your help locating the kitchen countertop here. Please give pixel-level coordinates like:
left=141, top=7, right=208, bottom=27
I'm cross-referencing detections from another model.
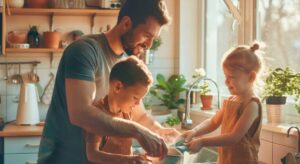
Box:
left=190, top=107, right=300, bottom=137
left=0, top=109, right=299, bottom=138
left=0, top=122, right=44, bottom=137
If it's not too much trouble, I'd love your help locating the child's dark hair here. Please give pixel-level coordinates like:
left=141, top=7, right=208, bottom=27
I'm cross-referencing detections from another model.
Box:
left=118, top=0, right=171, bottom=27
left=110, top=56, right=153, bottom=86
left=222, top=42, right=264, bottom=74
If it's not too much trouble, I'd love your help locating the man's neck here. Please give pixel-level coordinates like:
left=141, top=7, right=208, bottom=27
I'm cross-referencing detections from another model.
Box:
left=104, top=27, right=124, bottom=56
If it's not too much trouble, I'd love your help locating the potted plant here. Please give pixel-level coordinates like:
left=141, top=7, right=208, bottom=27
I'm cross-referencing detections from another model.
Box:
left=150, top=73, right=187, bottom=122
left=144, top=36, right=162, bottom=64
left=199, top=81, right=213, bottom=110
left=263, top=67, right=300, bottom=123
left=43, top=30, right=61, bottom=48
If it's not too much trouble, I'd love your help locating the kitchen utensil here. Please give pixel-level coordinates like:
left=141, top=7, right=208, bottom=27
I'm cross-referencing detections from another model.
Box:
left=16, top=83, right=40, bottom=125
left=41, top=73, right=55, bottom=105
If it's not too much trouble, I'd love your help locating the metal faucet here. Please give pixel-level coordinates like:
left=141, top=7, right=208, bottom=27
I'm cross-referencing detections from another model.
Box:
left=181, top=77, right=220, bottom=129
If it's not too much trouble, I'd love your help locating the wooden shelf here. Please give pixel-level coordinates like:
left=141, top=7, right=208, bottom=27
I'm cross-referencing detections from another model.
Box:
left=8, top=8, right=119, bottom=16
left=6, top=48, right=64, bottom=53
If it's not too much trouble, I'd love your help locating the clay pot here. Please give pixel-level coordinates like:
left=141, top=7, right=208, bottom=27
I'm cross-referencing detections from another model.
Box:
left=43, top=31, right=61, bottom=48
left=26, top=0, right=49, bottom=8
left=200, top=95, right=213, bottom=110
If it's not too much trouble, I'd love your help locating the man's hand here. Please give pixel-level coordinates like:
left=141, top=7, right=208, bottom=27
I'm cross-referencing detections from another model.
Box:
left=135, top=126, right=168, bottom=160
left=157, top=128, right=181, bottom=145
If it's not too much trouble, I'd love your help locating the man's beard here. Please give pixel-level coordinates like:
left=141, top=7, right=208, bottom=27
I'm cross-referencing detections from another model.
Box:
left=121, top=30, right=136, bottom=56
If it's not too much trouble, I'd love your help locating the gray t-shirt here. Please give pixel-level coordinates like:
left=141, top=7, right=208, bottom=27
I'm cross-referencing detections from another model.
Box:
left=38, top=33, right=125, bottom=164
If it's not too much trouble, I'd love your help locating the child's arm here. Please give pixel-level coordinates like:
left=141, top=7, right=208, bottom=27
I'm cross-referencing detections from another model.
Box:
left=182, top=108, right=224, bottom=141
left=85, top=132, right=149, bottom=164
left=186, top=101, right=259, bottom=154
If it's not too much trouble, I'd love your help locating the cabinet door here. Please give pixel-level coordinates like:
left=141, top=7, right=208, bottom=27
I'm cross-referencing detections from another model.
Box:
left=258, top=139, right=272, bottom=164
left=5, top=153, right=38, bottom=164
left=5, top=137, right=41, bottom=154
left=273, top=143, right=297, bottom=164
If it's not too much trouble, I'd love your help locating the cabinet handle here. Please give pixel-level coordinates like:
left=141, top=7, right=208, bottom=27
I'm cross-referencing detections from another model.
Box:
left=25, top=143, right=40, bottom=147
left=26, top=161, right=37, bottom=164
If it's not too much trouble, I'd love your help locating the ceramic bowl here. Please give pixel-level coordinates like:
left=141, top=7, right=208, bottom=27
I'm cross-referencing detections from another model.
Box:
left=7, top=31, right=28, bottom=44
left=8, top=0, right=25, bottom=8
left=11, top=43, right=30, bottom=49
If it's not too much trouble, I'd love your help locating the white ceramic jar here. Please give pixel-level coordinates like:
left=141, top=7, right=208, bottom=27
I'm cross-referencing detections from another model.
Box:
left=8, top=0, right=24, bottom=8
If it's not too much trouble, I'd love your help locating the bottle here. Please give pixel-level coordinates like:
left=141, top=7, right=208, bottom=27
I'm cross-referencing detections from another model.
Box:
left=27, top=26, right=40, bottom=48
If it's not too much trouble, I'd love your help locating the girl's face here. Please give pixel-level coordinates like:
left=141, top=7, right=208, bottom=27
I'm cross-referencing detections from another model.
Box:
left=114, top=82, right=149, bottom=113
left=223, top=67, right=254, bottom=95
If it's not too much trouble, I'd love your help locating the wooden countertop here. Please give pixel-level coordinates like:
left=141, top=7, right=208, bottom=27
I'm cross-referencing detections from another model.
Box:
left=0, top=122, right=44, bottom=137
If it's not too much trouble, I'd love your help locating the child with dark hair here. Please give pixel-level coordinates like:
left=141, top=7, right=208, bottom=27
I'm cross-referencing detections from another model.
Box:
left=85, top=56, right=153, bottom=164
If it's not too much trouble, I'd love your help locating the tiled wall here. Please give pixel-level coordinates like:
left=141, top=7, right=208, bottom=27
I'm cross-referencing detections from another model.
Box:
left=0, top=0, right=178, bottom=122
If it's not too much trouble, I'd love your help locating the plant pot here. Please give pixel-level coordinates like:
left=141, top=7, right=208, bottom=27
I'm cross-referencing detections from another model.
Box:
left=26, top=0, right=49, bottom=8
left=266, top=96, right=287, bottom=105
left=200, top=95, right=213, bottom=110
left=266, top=104, right=284, bottom=124
left=43, top=31, right=61, bottom=48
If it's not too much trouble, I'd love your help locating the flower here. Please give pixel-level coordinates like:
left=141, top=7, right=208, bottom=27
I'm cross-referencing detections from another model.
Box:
left=192, top=68, right=206, bottom=79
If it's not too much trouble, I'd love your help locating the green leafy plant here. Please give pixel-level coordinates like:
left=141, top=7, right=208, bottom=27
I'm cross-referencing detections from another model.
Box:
left=263, top=67, right=300, bottom=113
left=142, top=94, right=152, bottom=110
left=150, top=36, right=162, bottom=51
left=165, top=116, right=181, bottom=127
left=199, top=82, right=211, bottom=95
left=150, top=74, right=187, bottom=109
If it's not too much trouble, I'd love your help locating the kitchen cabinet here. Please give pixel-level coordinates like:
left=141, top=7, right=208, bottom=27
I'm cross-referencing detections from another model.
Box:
left=4, top=136, right=41, bottom=164
left=258, top=129, right=297, bottom=164
left=2, top=6, right=118, bottom=56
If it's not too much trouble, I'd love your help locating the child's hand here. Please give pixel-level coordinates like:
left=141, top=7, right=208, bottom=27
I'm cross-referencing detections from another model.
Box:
left=184, top=138, right=204, bottom=154
left=181, top=129, right=196, bottom=142
left=129, top=154, right=152, bottom=164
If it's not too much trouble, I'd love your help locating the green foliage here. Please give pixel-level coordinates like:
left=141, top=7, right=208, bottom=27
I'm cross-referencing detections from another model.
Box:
left=150, top=74, right=187, bottom=109
left=150, top=36, right=162, bottom=51
left=263, top=67, right=300, bottom=113
left=199, top=82, right=211, bottom=95
left=142, top=94, right=152, bottom=110
left=165, top=116, right=181, bottom=127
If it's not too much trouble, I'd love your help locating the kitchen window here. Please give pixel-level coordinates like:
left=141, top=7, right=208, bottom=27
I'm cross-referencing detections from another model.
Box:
left=204, top=0, right=300, bottom=94
left=204, top=0, right=239, bottom=95
left=256, top=0, right=300, bottom=72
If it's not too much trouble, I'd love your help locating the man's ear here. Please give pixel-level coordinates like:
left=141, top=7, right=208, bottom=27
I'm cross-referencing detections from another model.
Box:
left=119, top=16, right=132, bottom=33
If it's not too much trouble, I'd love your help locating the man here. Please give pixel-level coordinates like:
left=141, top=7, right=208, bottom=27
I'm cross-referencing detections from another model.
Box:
left=38, top=0, right=179, bottom=163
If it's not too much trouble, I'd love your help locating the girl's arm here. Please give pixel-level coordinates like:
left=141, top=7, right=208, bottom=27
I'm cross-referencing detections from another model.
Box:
left=182, top=108, right=224, bottom=141
left=85, top=132, right=149, bottom=164
left=193, top=108, right=224, bottom=137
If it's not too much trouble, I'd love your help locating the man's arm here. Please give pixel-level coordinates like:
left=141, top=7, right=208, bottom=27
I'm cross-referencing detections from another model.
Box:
left=132, top=103, right=181, bottom=143
left=65, top=79, right=167, bottom=158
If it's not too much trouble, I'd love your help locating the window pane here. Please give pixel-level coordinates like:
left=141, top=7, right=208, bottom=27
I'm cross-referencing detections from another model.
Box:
left=205, top=0, right=239, bottom=95
left=257, top=0, right=300, bottom=71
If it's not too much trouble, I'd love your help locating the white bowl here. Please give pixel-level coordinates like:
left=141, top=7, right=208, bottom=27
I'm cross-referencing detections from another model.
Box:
left=11, top=43, right=30, bottom=49
left=8, top=0, right=24, bottom=8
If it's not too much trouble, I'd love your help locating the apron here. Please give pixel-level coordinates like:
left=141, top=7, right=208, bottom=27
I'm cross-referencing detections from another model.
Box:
left=96, top=96, right=133, bottom=155
left=218, top=97, right=262, bottom=164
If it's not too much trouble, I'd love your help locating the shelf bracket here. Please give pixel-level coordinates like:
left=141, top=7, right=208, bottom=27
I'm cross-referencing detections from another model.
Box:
left=50, top=52, right=54, bottom=68
left=50, top=13, right=54, bottom=31
left=91, top=14, right=96, bottom=34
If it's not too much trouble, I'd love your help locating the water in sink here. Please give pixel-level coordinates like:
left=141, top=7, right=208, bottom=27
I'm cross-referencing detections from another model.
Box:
left=184, top=147, right=218, bottom=164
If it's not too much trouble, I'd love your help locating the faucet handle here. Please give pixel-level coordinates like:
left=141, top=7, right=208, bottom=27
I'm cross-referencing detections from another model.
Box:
left=181, top=119, right=193, bottom=129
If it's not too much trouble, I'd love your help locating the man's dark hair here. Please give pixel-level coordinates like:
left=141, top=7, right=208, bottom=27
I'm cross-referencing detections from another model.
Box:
left=110, top=56, right=153, bottom=86
left=117, top=0, right=171, bottom=27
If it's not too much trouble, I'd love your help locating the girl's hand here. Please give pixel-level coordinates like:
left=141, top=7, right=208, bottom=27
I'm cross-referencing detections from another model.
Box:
left=128, top=154, right=152, bottom=164
left=181, top=129, right=196, bottom=142
left=184, top=138, right=204, bottom=154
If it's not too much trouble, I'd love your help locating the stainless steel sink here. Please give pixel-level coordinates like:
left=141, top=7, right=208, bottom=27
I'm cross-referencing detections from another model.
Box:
left=184, top=147, right=218, bottom=164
